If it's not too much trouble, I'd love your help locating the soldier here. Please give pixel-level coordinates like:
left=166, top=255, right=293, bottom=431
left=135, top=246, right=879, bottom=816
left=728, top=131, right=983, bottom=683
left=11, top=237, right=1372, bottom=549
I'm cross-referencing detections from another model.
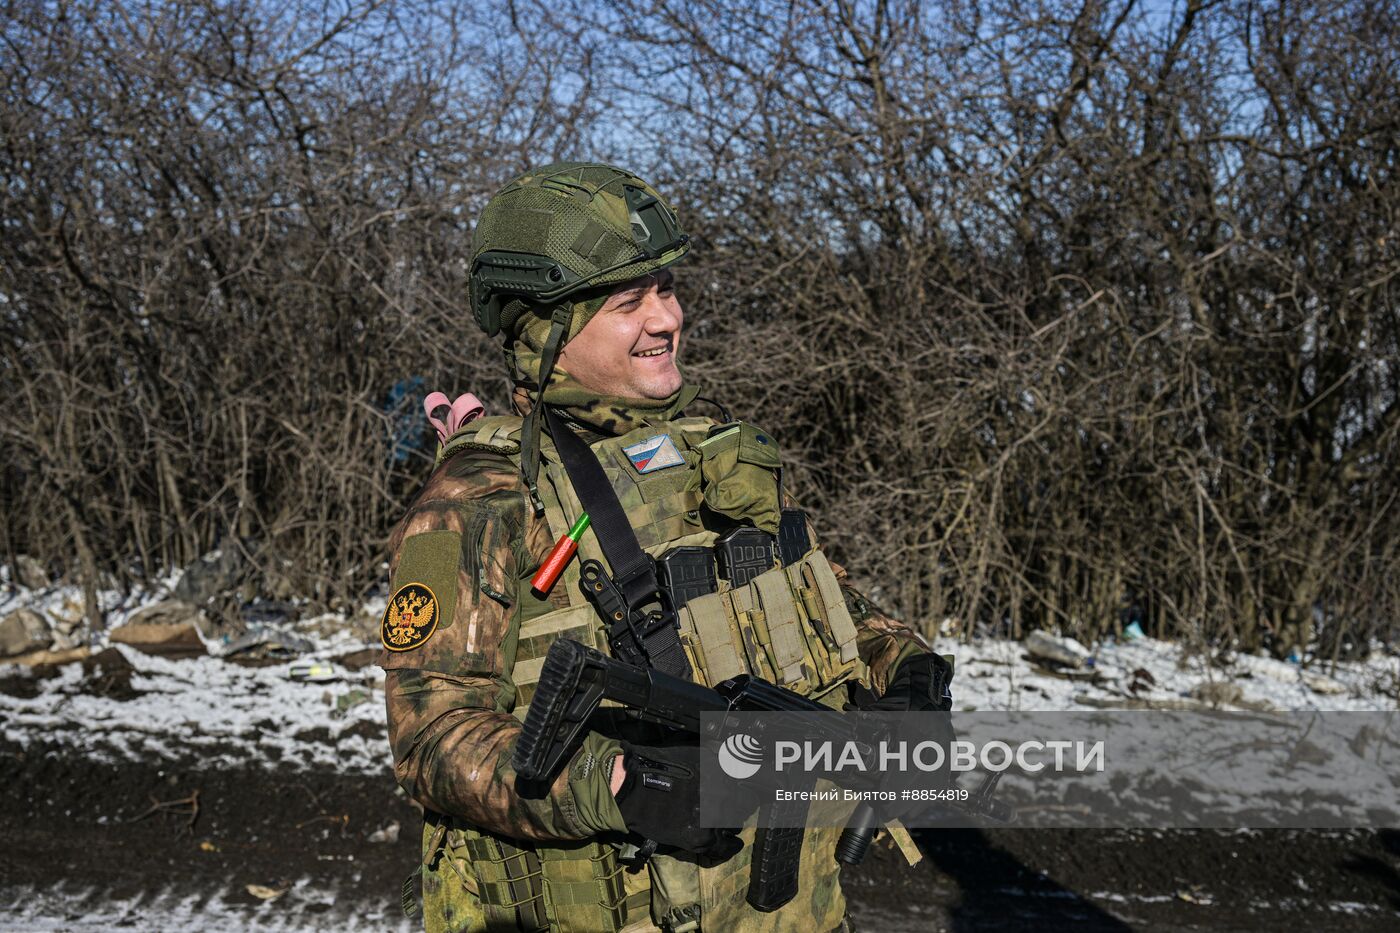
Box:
left=377, top=162, right=953, bottom=933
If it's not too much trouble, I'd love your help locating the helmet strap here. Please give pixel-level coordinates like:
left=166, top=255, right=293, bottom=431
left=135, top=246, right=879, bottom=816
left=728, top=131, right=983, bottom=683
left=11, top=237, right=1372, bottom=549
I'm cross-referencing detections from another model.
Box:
left=521, top=303, right=573, bottom=514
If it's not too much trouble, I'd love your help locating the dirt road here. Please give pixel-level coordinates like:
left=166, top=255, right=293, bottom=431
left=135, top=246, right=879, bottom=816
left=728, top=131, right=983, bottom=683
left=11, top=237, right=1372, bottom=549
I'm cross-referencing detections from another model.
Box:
left=2, top=740, right=1397, bottom=931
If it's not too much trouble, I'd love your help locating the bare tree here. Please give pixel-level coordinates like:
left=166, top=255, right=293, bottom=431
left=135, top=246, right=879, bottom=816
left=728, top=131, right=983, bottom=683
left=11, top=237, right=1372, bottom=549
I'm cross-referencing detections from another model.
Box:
left=1, top=0, right=598, bottom=625
left=573, top=0, right=1400, bottom=659
left=4, top=0, right=1396, bottom=663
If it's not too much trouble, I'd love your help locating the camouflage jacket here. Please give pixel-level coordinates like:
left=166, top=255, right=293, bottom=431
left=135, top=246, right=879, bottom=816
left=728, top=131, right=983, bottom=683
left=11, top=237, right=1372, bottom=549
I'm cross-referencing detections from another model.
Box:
left=376, top=433, right=931, bottom=844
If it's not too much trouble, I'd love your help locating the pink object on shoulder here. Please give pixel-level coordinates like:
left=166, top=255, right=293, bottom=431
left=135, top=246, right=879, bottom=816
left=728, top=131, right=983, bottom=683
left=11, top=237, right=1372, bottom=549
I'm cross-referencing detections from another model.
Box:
left=423, top=392, right=485, bottom=444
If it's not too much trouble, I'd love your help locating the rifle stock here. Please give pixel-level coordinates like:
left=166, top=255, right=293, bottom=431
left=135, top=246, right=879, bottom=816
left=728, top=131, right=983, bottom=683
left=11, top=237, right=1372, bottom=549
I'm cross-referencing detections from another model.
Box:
left=512, top=637, right=878, bottom=913
left=514, top=637, right=725, bottom=784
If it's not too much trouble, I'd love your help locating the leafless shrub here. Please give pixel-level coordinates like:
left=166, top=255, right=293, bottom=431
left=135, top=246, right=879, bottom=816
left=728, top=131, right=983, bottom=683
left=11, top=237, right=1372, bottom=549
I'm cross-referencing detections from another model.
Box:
left=1, top=0, right=594, bottom=624
left=3, top=0, right=1397, bottom=662
left=585, top=0, right=1400, bottom=658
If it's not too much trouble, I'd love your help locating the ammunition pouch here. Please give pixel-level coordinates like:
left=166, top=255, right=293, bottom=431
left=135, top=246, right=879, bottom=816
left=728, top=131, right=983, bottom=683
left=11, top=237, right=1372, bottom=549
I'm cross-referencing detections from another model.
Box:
left=695, top=422, right=783, bottom=534
left=425, top=819, right=647, bottom=933
left=674, top=548, right=861, bottom=692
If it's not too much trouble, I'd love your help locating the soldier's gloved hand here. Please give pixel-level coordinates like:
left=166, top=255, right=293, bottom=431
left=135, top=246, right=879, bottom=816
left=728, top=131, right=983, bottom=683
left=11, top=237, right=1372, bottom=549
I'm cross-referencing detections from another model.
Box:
left=611, top=742, right=743, bottom=859
left=866, top=652, right=954, bottom=712
left=847, top=652, right=958, bottom=815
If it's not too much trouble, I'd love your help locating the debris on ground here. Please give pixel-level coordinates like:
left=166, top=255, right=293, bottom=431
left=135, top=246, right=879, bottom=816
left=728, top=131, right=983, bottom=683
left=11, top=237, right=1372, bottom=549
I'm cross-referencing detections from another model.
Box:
left=47, top=597, right=87, bottom=649
left=241, top=600, right=302, bottom=626
left=334, top=688, right=372, bottom=717
left=1024, top=630, right=1093, bottom=669
left=1190, top=681, right=1244, bottom=707
left=1299, top=669, right=1348, bottom=695
left=2, top=645, right=90, bottom=668
left=290, top=662, right=341, bottom=682
left=126, top=599, right=206, bottom=629
left=1175, top=886, right=1215, bottom=906
left=13, top=554, right=50, bottom=590
left=1073, top=693, right=1210, bottom=711
left=1, top=608, right=51, bottom=657
left=110, top=620, right=208, bottom=659
left=174, top=547, right=249, bottom=609
left=127, top=789, right=201, bottom=835
left=333, top=648, right=378, bottom=671
left=218, top=625, right=315, bottom=661
left=80, top=647, right=141, bottom=700
left=1127, top=667, right=1157, bottom=695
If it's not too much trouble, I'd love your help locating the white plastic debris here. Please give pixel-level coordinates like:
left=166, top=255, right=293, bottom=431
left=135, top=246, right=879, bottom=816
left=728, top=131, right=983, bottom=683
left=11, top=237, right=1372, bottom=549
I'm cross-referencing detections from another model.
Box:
left=1299, top=670, right=1348, bottom=695
left=1024, top=630, right=1093, bottom=669
left=289, top=662, right=339, bottom=682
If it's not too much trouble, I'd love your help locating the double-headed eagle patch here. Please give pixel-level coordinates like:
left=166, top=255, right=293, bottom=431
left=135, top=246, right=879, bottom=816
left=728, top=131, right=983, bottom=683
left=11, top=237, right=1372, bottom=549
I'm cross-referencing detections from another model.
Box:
left=381, top=582, right=439, bottom=651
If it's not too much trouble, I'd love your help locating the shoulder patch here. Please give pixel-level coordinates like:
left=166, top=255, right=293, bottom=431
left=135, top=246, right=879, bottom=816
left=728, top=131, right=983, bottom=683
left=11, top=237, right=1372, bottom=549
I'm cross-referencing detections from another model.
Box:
left=623, top=433, right=685, bottom=474
left=381, top=582, right=441, bottom=651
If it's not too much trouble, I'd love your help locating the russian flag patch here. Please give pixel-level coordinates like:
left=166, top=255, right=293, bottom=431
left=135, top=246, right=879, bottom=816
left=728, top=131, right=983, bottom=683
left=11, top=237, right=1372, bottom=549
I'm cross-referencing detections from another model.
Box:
left=623, top=434, right=685, bottom=474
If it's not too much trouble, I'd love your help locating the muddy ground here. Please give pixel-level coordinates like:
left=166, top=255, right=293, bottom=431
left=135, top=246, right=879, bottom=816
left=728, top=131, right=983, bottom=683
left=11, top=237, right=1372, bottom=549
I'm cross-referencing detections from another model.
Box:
left=2, top=740, right=1397, bottom=931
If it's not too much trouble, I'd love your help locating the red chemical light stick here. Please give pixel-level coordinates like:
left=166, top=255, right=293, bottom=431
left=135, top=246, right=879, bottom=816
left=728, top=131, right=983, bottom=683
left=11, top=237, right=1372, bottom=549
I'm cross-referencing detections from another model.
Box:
left=531, top=513, right=590, bottom=595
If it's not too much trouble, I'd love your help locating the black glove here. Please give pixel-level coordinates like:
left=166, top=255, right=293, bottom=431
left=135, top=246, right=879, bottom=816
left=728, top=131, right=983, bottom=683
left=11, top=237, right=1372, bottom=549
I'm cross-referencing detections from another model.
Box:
left=847, top=652, right=958, bottom=809
left=613, top=742, right=743, bottom=859
left=865, top=651, right=954, bottom=712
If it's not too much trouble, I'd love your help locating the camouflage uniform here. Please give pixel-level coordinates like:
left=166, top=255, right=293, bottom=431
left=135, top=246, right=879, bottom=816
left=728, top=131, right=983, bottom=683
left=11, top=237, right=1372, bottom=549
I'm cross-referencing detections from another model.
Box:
left=377, top=164, right=932, bottom=933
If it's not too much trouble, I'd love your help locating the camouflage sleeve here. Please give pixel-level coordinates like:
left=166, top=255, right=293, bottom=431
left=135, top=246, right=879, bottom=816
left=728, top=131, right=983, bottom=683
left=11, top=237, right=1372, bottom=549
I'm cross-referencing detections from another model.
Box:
left=377, top=452, right=626, bottom=843
left=783, top=491, right=934, bottom=694
left=828, top=560, right=934, bottom=695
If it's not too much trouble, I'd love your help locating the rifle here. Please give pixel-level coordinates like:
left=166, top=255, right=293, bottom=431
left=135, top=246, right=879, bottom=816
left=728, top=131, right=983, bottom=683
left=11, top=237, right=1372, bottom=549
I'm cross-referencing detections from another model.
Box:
left=512, top=637, right=880, bottom=912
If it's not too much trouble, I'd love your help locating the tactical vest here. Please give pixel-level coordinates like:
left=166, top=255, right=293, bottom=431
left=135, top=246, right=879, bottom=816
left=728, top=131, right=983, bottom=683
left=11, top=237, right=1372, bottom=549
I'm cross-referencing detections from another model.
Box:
left=421, top=413, right=869, bottom=933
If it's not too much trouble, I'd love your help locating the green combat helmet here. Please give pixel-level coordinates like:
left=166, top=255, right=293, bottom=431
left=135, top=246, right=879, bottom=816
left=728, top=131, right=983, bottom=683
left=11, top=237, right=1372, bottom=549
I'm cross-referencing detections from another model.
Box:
left=469, top=161, right=690, bottom=340
left=468, top=162, right=691, bottom=509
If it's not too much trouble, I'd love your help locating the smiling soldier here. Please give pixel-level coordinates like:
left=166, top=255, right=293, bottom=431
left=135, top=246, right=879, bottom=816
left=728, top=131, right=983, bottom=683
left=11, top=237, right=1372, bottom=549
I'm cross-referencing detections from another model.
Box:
left=377, top=162, right=953, bottom=933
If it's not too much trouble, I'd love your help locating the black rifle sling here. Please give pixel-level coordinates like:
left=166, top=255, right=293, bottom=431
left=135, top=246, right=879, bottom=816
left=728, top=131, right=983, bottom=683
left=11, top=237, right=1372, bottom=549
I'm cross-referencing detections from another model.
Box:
left=543, top=406, right=692, bottom=679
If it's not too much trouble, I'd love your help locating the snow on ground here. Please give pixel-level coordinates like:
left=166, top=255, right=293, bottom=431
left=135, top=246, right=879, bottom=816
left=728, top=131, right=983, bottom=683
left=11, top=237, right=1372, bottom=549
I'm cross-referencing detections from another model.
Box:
left=2, top=573, right=1397, bottom=776
left=951, top=632, right=1399, bottom=712
left=1, top=881, right=415, bottom=933
left=1, top=571, right=390, bottom=773
left=0, top=645, right=389, bottom=772
left=4, top=575, right=1399, bottom=931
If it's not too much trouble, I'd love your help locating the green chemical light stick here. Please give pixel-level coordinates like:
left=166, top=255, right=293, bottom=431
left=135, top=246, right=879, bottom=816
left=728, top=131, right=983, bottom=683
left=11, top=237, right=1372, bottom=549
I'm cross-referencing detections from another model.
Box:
left=531, top=513, right=590, bottom=595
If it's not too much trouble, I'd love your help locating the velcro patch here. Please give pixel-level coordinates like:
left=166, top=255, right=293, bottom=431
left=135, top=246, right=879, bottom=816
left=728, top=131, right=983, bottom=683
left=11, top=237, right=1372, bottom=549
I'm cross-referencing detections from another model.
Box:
left=381, top=582, right=440, bottom=651
left=623, top=433, right=685, bottom=474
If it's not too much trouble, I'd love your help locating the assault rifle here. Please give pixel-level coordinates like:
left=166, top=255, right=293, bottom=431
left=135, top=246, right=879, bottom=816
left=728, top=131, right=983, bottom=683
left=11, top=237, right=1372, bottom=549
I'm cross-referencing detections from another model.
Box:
left=512, top=637, right=881, bottom=912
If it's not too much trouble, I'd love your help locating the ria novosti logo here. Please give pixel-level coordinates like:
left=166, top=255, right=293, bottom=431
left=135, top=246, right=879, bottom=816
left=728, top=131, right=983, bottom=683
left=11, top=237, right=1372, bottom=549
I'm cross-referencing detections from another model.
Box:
left=717, top=733, right=764, bottom=779
left=716, top=732, right=1106, bottom=778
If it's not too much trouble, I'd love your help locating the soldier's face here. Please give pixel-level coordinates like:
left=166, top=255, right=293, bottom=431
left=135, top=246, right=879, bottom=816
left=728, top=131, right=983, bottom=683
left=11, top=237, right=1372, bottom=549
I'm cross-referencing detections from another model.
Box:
left=558, top=270, right=684, bottom=400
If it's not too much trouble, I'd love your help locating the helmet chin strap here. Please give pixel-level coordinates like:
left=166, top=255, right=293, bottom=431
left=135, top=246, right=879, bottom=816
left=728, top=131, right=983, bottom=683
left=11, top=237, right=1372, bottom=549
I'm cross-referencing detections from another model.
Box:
left=521, top=304, right=574, bottom=514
